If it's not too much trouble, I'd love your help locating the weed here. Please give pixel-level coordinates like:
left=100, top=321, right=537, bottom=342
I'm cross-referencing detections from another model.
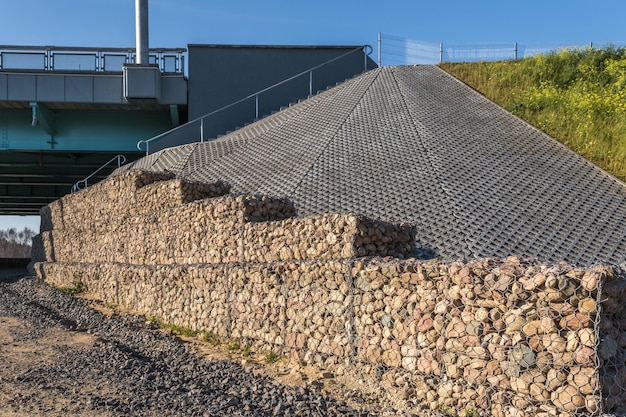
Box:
left=434, top=405, right=479, bottom=417
left=169, top=324, right=197, bottom=337
left=465, top=409, right=480, bottom=417
left=240, top=345, right=253, bottom=357
left=145, top=316, right=197, bottom=337
left=146, top=315, right=162, bottom=328
left=106, top=303, right=118, bottom=309
left=60, top=277, right=87, bottom=295
left=203, top=332, right=221, bottom=345
left=438, top=404, right=457, bottom=417
left=264, top=350, right=281, bottom=364
left=227, top=341, right=240, bottom=351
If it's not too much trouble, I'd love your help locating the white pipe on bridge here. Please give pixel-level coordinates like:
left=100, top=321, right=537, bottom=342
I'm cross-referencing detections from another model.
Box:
left=135, top=0, right=149, bottom=65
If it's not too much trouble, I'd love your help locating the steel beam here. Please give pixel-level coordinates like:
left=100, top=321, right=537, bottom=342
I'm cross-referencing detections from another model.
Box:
left=29, top=102, right=56, bottom=135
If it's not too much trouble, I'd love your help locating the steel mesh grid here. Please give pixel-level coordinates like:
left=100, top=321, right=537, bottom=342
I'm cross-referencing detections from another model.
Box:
left=185, top=69, right=380, bottom=197
left=393, top=66, right=626, bottom=265
left=111, top=151, right=162, bottom=175
left=149, top=145, right=194, bottom=173
left=342, top=258, right=619, bottom=416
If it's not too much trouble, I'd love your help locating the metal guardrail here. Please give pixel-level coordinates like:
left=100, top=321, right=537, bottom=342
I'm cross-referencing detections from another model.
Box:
left=137, top=45, right=373, bottom=155
left=71, top=155, right=126, bottom=193
left=0, top=45, right=186, bottom=73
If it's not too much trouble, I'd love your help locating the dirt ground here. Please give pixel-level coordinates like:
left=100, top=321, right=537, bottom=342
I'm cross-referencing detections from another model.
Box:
left=0, top=269, right=408, bottom=416
left=0, top=316, right=113, bottom=417
left=84, top=292, right=394, bottom=414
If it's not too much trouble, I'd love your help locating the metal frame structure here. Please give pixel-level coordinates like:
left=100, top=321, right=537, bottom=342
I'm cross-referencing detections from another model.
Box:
left=0, top=45, right=186, bottom=74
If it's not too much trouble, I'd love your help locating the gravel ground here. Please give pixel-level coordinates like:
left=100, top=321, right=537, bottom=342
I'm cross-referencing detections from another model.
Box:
left=0, top=271, right=398, bottom=417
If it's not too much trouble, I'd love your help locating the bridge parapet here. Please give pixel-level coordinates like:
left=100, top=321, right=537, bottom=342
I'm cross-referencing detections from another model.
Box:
left=0, top=45, right=187, bottom=107
left=0, top=45, right=185, bottom=74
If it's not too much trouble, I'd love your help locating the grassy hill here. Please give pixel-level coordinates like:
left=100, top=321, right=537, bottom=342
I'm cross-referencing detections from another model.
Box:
left=440, top=46, right=626, bottom=182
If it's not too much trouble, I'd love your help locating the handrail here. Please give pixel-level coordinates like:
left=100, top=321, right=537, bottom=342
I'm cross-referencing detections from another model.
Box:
left=0, top=45, right=186, bottom=73
left=137, top=45, right=373, bottom=155
left=71, top=155, right=126, bottom=193
left=0, top=45, right=187, bottom=53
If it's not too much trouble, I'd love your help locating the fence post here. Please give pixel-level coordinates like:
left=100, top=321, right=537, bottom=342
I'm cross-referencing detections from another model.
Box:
left=255, top=95, right=259, bottom=119
left=200, top=118, right=204, bottom=143
left=439, top=43, right=443, bottom=64
left=309, top=71, right=313, bottom=96
left=377, top=32, right=382, bottom=67
left=46, top=48, right=52, bottom=71
left=514, top=42, right=518, bottom=60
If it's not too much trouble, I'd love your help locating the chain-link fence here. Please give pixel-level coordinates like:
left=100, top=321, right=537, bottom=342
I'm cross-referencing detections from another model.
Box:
left=377, top=33, right=624, bottom=65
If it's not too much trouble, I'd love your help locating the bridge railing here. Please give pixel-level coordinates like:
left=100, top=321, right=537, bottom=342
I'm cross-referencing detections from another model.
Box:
left=0, top=45, right=186, bottom=73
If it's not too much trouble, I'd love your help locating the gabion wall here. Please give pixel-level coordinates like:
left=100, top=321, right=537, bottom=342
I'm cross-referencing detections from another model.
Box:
left=32, top=170, right=626, bottom=417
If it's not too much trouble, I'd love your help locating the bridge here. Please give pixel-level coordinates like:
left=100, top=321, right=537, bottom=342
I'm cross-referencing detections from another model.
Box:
left=0, top=43, right=375, bottom=216
left=0, top=45, right=187, bottom=215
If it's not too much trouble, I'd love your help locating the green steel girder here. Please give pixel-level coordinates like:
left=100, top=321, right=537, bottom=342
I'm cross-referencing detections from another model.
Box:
left=0, top=100, right=179, bottom=215
left=0, top=108, right=174, bottom=152
left=29, top=102, right=56, bottom=135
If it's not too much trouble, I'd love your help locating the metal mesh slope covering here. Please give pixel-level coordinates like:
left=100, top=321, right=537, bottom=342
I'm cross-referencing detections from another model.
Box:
left=393, top=66, right=626, bottom=265
left=111, top=65, right=626, bottom=266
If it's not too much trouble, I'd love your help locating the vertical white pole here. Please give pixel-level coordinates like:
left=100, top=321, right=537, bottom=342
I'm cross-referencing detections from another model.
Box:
left=136, top=0, right=149, bottom=64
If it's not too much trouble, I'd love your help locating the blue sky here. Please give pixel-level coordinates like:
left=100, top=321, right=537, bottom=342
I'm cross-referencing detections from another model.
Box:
left=1, top=0, right=625, bottom=232
left=0, top=0, right=623, bottom=48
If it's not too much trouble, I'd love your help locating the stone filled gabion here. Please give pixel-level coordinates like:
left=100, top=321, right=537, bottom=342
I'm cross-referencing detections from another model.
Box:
left=32, top=169, right=626, bottom=417
left=40, top=171, right=177, bottom=232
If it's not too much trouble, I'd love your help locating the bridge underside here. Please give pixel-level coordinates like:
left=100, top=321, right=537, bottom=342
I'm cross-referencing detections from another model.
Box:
left=0, top=96, right=184, bottom=216
left=0, top=150, right=143, bottom=215
left=0, top=46, right=188, bottom=217
left=0, top=101, right=178, bottom=216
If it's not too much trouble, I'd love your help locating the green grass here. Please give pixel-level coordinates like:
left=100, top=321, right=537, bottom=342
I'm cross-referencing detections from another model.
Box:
left=155, top=325, right=254, bottom=357
left=241, top=345, right=253, bottom=357
left=59, top=277, right=87, bottom=295
left=169, top=324, right=198, bottom=338
left=264, top=350, right=281, bottom=364
left=440, top=45, right=626, bottom=182
left=438, top=405, right=480, bottom=417
left=146, top=316, right=197, bottom=337
left=202, top=331, right=221, bottom=345
left=226, top=341, right=240, bottom=351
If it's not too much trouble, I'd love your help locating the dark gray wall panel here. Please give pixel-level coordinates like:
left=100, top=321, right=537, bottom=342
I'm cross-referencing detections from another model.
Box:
left=188, top=45, right=376, bottom=139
